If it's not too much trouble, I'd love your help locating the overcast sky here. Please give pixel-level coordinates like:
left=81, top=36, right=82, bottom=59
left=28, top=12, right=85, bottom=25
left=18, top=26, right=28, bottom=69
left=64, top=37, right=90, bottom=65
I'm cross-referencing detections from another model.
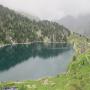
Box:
left=0, top=0, right=90, bottom=20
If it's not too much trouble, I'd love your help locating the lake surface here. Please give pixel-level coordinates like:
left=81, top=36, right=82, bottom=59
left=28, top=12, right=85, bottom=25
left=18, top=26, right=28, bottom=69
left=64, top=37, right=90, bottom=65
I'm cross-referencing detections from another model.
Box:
left=0, top=43, right=74, bottom=81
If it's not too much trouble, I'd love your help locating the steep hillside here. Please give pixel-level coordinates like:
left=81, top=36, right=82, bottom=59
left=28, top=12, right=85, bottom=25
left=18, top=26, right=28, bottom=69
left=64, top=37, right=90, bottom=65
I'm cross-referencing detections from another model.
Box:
left=0, top=5, right=70, bottom=44
left=57, top=15, right=90, bottom=37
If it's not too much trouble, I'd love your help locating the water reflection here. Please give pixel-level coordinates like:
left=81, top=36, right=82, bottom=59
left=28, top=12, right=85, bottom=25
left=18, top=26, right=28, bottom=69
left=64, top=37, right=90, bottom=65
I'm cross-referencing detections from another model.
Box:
left=0, top=43, right=71, bottom=71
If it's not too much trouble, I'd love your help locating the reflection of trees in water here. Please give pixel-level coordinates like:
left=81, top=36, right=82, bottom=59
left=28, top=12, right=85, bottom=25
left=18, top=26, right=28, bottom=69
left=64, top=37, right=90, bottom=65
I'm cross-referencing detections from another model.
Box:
left=0, top=43, right=71, bottom=71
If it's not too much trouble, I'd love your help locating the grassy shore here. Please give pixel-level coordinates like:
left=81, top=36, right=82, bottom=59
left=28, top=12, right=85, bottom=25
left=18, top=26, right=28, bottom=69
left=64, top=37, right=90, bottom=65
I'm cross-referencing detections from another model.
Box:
left=0, top=34, right=90, bottom=90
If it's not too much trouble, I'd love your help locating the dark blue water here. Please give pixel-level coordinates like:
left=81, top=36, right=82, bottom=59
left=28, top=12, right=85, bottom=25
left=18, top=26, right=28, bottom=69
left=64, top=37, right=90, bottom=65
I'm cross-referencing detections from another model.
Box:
left=0, top=43, right=74, bottom=81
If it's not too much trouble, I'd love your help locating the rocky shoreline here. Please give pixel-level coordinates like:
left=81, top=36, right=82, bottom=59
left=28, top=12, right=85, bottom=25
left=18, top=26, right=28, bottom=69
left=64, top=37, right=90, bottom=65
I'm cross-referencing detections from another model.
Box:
left=0, top=41, right=67, bottom=48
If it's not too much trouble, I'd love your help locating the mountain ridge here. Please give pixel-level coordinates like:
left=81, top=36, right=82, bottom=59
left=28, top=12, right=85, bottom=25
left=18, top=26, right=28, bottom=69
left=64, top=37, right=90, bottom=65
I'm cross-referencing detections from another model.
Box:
left=0, top=5, right=70, bottom=44
left=57, top=14, right=90, bottom=37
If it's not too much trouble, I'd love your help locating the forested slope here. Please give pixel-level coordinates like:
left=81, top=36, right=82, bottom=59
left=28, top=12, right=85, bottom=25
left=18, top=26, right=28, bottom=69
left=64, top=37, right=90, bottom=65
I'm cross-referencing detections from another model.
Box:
left=0, top=5, right=70, bottom=44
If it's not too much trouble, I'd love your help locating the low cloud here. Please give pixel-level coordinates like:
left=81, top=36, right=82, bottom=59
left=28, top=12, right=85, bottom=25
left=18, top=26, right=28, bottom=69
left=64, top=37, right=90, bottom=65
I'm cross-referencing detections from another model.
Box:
left=0, top=0, right=90, bottom=20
